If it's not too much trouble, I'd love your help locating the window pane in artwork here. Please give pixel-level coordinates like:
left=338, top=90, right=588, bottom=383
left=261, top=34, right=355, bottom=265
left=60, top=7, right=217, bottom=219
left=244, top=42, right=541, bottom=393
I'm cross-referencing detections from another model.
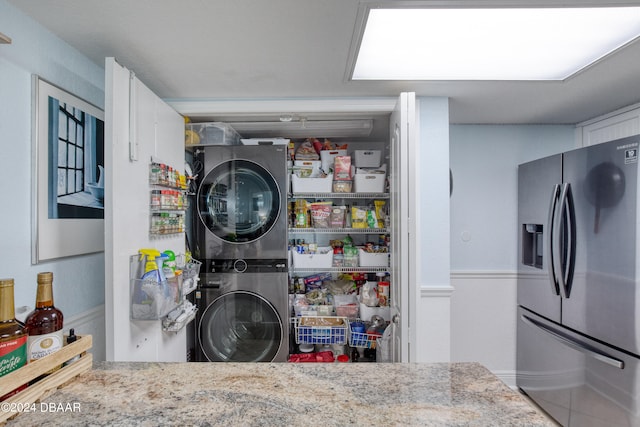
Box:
left=67, top=145, right=75, bottom=169
left=76, top=124, right=83, bottom=148
left=76, top=170, right=83, bottom=192
left=58, top=110, right=66, bottom=139
left=76, top=147, right=83, bottom=168
left=67, top=169, right=74, bottom=194
left=58, top=140, right=67, bottom=167
left=57, top=169, right=65, bottom=196
left=68, top=118, right=76, bottom=144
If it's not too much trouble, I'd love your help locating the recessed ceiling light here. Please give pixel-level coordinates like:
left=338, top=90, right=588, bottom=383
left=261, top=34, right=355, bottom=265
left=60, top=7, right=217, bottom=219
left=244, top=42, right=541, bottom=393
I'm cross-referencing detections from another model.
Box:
left=351, top=7, right=640, bottom=81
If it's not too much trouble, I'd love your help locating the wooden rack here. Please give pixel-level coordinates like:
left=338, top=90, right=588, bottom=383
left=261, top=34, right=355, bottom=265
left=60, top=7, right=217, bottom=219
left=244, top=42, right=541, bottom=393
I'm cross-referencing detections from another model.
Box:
left=0, top=335, right=92, bottom=423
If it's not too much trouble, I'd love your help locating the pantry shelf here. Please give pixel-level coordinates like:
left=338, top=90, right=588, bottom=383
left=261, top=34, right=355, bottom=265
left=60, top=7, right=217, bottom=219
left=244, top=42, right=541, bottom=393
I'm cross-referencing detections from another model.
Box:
left=289, top=192, right=389, bottom=200
left=289, top=227, right=388, bottom=234
left=291, top=266, right=388, bottom=273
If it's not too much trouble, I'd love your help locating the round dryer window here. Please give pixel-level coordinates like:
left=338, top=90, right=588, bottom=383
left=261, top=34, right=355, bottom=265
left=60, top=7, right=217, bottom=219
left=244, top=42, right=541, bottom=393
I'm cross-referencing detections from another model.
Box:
left=198, top=159, right=280, bottom=243
left=198, top=291, right=284, bottom=362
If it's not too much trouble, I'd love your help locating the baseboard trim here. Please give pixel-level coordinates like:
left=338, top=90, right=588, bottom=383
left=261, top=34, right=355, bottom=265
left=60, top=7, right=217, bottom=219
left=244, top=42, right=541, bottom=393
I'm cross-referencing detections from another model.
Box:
left=65, top=304, right=105, bottom=361
left=419, top=285, right=455, bottom=298
left=65, top=304, right=104, bottom=329
left=493, top=370, right=517, bottom=389
left=451, top=270, right=518, bottom=280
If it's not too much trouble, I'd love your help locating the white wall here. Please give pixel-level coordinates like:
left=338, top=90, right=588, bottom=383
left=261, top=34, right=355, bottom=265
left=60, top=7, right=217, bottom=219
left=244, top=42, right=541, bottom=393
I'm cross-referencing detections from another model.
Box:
left=0, top=1, right=105, bottom=358
left=450, top=125, right=577, bottom=271
left=448, top=124, right=576, bottom=385
left=414, top=97, right=454, bottom=362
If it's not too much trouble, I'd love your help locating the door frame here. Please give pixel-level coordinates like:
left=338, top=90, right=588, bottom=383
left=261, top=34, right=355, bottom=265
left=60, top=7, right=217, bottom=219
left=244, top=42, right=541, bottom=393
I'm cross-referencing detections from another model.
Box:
left=170, top=96, right=418, bottom=362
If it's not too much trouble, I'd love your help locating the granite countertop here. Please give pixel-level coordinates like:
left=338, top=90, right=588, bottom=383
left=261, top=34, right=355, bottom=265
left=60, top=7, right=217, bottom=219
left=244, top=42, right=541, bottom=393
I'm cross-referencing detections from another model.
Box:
left=5, top=362, right=555, bottom=426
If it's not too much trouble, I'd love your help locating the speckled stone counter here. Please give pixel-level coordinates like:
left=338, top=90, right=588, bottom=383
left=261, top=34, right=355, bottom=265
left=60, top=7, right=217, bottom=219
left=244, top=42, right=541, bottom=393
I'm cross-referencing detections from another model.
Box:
left=4, top=362, right=554, bottom=426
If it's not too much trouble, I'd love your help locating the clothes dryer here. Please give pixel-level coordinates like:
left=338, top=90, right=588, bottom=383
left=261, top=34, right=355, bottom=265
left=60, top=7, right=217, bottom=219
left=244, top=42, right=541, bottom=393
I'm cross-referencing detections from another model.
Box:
left=194, top=259, right=289, bottom=362
left=194, top=145, right=288, bottom=262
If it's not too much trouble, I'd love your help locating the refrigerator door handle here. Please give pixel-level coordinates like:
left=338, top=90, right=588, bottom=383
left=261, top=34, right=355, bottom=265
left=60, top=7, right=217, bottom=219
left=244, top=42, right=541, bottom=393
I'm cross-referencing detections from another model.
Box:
left=521, top=314, right=625, bottom=369
left=546, top=184, right=561, bottom=295
left=562, top=183, right=576, bottom=298
left=554, top=183, right=577, bottom=299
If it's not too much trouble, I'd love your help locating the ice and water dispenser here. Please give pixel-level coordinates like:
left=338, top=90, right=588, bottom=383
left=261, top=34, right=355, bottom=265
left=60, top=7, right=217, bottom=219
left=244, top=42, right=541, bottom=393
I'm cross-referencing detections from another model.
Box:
left=522, top=224, right=543, bottom=269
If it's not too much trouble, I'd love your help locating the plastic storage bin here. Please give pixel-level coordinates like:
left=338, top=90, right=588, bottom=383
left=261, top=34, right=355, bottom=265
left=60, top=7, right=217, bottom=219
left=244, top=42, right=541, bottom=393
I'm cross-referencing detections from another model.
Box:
left=291, top=173, right=333, bottom=193
left=185, top=122, right=240, bottom=146
left=359, top=302, right=391, bottom=323
left=335, top=304, right=359, bottom=320
left=358, top=248, right=389, bottom=267
left=240, top=138, right=289, bottom=145
left=294, top=160, right=323, bottom=177
left=320, top=149, right=347, bottom=173
left=354, top=150, right=382, bottom=168
left=291, top=247, right=333, bottom=269
left=333, top=294, right=359, bottom=319
left=354, top=170, right=386, bottom=193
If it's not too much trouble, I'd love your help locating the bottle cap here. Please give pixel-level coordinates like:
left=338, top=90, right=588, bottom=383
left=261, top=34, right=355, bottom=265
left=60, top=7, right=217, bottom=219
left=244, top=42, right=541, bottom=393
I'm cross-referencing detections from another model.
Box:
left=67, top=328, right=77, bottom=344
left=0, top=278, right=14, bottom=287
left=38, top=272, right=53, bottom=283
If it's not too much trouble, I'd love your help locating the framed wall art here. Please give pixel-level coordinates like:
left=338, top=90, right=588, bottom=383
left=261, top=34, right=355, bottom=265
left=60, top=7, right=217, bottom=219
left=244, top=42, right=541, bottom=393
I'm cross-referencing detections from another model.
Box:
left=32, top=76, right=105, bottom=263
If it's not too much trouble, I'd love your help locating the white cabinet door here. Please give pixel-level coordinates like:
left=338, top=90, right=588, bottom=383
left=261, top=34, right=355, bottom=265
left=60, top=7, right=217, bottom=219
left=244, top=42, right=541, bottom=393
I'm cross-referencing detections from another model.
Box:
left=389, top=92, right=416, bottom=362
left=580, top=106, right=640, bottom=146
left=105, top=58, right=185, bottom=362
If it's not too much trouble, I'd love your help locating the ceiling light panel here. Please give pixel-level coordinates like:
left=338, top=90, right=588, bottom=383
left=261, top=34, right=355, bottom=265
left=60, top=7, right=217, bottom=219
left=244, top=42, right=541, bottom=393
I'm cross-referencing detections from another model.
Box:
left=352, top=7, right=640, bottom=81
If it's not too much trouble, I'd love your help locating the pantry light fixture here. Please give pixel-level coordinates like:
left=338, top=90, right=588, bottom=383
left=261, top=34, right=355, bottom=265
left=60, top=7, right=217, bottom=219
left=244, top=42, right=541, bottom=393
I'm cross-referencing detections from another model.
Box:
left=229, top=119, right=374, bottom=138
left=350, top=6, right=640, bottom=81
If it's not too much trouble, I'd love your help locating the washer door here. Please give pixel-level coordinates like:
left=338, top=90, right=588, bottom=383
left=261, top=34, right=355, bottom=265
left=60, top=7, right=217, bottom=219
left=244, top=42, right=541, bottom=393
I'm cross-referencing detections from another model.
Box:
left=198, top=291, right=283, bottom=362
left=198, top=159, right=281, bottom=243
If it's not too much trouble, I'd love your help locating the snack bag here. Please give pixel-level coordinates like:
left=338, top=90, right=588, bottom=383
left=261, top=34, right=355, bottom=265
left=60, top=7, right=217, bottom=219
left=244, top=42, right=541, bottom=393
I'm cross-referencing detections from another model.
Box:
left=310, top=202, right=332, bottom=228
left=295, top=141, right=320, bottom=160
left=351, top=206, right=367, bottom=229
left=334, top=156, right=352, bottom=180
left=374, top=200, right=387, bottom=228
left=329, top=206, right=346, bottom=228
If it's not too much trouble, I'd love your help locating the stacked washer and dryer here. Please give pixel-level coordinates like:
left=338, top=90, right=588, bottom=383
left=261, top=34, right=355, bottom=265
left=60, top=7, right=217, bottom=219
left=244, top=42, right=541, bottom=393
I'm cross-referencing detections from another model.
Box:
left=191, top=144, right=290, bottom=362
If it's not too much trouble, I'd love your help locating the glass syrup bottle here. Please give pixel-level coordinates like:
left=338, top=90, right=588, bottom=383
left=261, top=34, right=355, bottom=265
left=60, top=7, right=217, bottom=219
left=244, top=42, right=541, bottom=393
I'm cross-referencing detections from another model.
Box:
left=0, top=278, right=28, bottom=400
left=25, top=272, right=64, bottom=366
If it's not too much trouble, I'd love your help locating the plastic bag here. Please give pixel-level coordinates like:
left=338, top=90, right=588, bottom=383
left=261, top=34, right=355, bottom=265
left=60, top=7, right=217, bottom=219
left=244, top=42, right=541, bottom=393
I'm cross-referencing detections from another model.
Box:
left=295, top=141, right=320, bottom=160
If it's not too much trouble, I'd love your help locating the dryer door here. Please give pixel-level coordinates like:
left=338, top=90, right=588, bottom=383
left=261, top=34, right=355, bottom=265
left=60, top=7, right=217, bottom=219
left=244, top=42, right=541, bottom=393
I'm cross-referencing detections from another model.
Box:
left=198, top=290, right=284, bottom=362
left=198, top=159, right=281, bottom=244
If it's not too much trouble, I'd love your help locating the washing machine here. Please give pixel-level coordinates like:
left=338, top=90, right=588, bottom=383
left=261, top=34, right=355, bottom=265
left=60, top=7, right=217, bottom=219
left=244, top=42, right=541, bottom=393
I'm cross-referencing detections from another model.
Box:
left=194, top=259, right=289, bottom=362
left=194, top=144, right=288, bottom=262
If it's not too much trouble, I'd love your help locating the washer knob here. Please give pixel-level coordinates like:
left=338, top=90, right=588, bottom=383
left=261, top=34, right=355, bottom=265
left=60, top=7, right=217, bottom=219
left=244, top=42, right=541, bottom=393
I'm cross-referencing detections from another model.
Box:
left=233, top=259, right=248, bottom=273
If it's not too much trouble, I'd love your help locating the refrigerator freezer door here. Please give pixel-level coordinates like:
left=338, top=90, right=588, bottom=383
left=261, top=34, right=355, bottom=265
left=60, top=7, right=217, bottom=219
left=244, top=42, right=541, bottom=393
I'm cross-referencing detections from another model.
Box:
left=518, top=154, right=562, bottom=322
left=562, top=136, right=640, bottom=355
left=517, top=307, right=639, bottom=427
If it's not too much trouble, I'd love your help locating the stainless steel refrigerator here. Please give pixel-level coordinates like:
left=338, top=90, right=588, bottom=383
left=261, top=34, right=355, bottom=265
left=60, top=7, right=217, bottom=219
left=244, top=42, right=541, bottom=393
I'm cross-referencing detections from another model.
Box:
left=517, top=135, right=640, bottom=427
